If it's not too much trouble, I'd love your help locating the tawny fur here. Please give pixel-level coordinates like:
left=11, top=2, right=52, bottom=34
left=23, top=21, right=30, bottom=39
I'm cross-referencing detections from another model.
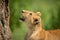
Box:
left=20, top=10, right=60, bottom=40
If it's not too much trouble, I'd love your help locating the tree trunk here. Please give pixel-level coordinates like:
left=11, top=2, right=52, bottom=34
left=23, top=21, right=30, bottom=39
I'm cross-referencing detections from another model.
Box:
left=0, top=0, right=12, bottom=40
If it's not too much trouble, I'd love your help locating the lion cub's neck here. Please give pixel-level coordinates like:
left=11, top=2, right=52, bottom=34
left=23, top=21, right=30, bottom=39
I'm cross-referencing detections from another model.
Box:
left=28, top=22, right=43, bottom=31
left=27, top=22, right=44, bottom=36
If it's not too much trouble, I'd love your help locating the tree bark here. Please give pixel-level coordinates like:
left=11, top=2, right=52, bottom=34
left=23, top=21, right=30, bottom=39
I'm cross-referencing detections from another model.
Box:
left=0, top=0, right=12, bottom=40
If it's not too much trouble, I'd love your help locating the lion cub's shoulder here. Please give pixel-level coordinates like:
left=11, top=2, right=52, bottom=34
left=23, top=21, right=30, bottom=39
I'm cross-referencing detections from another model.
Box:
left=47, top=29, right=60, bottom=36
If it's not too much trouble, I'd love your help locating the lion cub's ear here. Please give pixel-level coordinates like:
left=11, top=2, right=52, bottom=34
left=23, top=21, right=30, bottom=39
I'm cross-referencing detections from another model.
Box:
left=36, top=12, right=41, bottom=16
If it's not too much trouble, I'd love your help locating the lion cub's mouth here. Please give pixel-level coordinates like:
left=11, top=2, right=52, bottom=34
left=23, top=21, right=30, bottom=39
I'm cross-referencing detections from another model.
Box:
left=19, top=16, right=25, bottom=21
left=34, top=21, right=39, bottom=25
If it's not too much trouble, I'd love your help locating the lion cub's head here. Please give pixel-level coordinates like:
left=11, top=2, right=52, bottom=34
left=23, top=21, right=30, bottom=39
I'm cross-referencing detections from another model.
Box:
left=19, top=10, right=41, bottom=26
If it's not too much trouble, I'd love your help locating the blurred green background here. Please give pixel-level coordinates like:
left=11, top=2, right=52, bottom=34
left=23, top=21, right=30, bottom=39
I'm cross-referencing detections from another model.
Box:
left=10, top=0, right=60, bottom=40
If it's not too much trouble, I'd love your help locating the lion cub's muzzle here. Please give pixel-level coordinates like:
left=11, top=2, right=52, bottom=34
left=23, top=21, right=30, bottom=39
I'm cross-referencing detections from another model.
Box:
left=19, top=16, right=25, bottom=21
left=19, top=10, right=26, bottom=21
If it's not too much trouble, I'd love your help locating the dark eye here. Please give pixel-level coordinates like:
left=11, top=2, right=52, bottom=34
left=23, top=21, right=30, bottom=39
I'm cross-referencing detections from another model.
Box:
left=29, top=13, right=32, bottom=15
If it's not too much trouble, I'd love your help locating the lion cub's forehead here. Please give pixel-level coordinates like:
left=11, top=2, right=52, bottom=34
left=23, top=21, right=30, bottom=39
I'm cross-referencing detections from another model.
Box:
left=23, top=10, right=40, bottom=17
left=24, top=10, right=36, bottom=14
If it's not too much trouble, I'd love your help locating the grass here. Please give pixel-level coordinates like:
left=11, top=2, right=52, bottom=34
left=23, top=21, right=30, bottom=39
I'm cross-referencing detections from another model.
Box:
left=12, top=23, right=27, bottom=40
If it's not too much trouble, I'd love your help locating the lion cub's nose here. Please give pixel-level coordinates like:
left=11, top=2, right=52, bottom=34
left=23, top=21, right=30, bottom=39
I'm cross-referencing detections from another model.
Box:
left=22, top=10, right=25, bottom=13
left=34, top=19, right=38, bottom=22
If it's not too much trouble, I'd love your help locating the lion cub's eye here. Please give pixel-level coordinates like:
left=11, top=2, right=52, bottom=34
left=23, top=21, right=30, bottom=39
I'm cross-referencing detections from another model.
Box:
left=29, top=13, right=32, bottom=15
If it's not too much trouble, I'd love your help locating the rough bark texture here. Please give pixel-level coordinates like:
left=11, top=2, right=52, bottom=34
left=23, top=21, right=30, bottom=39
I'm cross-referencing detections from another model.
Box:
left=0, top=0, right=12, bottom=40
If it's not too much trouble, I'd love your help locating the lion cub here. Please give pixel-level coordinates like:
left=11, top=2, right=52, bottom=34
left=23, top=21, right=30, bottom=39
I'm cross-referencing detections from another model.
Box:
left=19, top=10, right=60, bottom=40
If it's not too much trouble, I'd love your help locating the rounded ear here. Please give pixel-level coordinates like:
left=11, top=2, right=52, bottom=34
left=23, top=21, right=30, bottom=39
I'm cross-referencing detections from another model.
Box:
left=36, top=12, right=41, bottom=16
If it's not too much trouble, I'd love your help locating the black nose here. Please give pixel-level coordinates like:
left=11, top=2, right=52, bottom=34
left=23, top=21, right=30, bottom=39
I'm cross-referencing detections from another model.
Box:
left=34, top=19, right=38, bottom=22
left=22, top=10, right=25, bottom=13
